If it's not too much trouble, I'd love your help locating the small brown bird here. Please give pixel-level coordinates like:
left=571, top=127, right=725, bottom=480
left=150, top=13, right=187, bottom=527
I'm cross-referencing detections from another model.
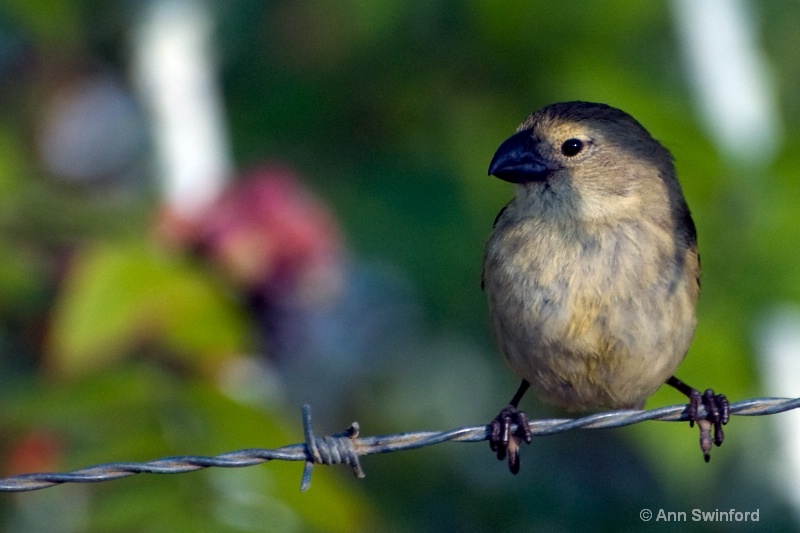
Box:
left=482, top=102, right=728, bottom=473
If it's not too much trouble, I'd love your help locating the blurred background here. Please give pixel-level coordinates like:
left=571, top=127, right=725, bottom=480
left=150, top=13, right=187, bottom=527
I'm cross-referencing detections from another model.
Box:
left=1, top=0, right=799, bottom=531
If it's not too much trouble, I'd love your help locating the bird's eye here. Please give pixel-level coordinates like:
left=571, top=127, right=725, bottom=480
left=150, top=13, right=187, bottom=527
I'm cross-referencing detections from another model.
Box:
left=561, top=138, right=584, bottom=157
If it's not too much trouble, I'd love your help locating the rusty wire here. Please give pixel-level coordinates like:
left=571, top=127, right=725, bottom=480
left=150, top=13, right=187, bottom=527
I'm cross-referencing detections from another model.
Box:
left=1, top=397, right=799, bottom=493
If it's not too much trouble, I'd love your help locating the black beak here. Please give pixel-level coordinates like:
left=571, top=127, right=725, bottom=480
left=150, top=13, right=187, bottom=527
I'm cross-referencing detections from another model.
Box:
left=488, top=129, right=554, bottom=183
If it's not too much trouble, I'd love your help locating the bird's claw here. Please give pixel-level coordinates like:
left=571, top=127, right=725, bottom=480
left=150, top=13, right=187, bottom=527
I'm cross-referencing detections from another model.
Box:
left=489, top=405, right=532, bottom=474
left=687, top=389, right=729, bottom=462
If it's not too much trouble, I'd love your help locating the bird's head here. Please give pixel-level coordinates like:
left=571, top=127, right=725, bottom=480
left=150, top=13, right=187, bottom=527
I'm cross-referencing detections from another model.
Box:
left=488, top=101, right=677, bottom=218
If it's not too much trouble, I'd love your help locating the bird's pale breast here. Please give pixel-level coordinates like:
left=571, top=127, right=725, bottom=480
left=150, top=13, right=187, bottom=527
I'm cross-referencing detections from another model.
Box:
left=484, top=209, right=698, bottom=411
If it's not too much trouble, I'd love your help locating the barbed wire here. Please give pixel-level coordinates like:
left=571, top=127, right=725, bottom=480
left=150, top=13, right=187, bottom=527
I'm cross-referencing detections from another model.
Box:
left=1, top=396, right=799, bottom=493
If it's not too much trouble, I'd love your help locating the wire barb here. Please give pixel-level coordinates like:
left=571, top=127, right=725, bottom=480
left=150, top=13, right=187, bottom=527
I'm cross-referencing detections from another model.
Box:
left=300, top=404, right=364, bottom=491
left=1, top=396, right=798, bottom=493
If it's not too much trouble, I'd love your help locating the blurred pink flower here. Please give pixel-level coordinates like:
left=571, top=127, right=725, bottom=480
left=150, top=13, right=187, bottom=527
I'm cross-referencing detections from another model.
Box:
left=5, top=431, right=63, bottom=477
left=194, top=164, right=343, bottom=304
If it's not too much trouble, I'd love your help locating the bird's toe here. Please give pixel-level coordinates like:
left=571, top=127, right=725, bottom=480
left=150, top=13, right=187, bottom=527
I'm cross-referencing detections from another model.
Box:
left=489, top=405, right=532, bottom=473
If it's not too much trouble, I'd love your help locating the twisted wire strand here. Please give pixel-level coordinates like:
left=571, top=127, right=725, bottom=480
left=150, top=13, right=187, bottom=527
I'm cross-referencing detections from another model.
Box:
left=1, top=396, right=798, bottom=493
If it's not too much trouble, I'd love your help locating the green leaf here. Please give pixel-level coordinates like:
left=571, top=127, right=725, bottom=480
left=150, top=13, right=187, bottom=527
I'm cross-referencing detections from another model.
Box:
left=48, top=241, right=250, bottom=376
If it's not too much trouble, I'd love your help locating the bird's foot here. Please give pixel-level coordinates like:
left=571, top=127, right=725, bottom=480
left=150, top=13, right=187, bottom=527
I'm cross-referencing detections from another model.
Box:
left=687, top=389, right=730, bottom=462
left=489, top=404, right=532, bottom=474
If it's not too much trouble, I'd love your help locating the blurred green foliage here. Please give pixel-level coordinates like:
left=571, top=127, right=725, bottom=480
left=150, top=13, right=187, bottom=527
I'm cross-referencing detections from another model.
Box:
left=48, top=241, right=250, bottom=377
left=1, top=0, right=800, bottom=531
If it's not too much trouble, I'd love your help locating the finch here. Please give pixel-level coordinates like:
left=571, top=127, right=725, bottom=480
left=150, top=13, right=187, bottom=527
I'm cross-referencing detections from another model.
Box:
left=482, top=101, right=728, bottom=473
